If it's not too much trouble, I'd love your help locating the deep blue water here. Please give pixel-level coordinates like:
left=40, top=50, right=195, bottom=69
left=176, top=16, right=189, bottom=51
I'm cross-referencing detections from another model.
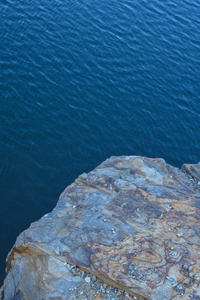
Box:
left=0, top=0, right=200, bottom=284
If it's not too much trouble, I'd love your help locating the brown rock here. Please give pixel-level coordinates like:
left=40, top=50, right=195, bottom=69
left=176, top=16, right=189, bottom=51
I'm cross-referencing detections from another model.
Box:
left=1, top=156, right=200, bottom=299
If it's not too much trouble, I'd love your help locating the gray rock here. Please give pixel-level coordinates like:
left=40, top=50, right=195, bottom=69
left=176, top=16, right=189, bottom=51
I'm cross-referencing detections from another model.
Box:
left=1, top=156, right=200, bottom=299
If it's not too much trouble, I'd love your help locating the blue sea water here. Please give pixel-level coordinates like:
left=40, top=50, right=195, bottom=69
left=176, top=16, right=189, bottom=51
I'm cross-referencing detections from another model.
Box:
left=0, top=0, right=200, bottom=284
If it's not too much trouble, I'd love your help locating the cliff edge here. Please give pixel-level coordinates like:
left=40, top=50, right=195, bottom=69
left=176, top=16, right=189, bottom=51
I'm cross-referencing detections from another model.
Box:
left=1, top=156, right=200, bottom=300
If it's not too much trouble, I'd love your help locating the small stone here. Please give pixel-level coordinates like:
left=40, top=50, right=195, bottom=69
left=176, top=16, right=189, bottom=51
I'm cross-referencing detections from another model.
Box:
left=92, top=275, right=97, bottom=282
left=116, top=290, right=123, bottom=296
left=55, top=247, right=60, bottom=255
left=183, top=263, right=189, bottom=271
left=188, top=242, right=193, bottom=245
left=85, top=276, right=91, bottom=283
left=189, top=272, right=194, bottom=278
left=103, top=283, right=109, bottom=289
left=71, top=268, right=76, bottom=274
left=80, top=270, right=85, bottom=278
left=177, top=232, right=183, bottom=237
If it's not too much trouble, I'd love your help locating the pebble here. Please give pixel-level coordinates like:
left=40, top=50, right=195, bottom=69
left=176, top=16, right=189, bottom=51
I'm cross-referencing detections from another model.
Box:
left=55, top=247, right=60, bottom=255
left=182, top=264, right=190, bottom=271
left=189, top=272, right=194, bottom=278
left=100, top=286, right=106, bottom=293
left=92, top=275, right=97, bottom=282
left=85, top=276, right=91, bottom=283
left=61, top=262, right=145, bottom=300
left=177, top=232, right=183, bottom=237
left=189, top=232, right=195, bottom=237
left=116, top=290, right=123, bottom=296
left=80, top=270, right=85, bottom=278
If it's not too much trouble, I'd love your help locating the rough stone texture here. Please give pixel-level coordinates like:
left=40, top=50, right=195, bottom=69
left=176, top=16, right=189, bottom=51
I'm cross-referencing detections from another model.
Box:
left=182, top=162, right=200, bottom=181
left=1, top=156, right=200, bottom=300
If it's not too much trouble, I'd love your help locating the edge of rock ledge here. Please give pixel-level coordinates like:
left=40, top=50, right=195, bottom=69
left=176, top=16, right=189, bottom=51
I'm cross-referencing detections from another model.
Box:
left=1, top=156, right=200, bottom=300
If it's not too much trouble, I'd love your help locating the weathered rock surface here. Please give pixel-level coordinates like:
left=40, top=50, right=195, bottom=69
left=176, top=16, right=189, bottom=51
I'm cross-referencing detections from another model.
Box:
left=1, top=156, right=200, bottom=300
left=182, top=162, right=200, bottom=182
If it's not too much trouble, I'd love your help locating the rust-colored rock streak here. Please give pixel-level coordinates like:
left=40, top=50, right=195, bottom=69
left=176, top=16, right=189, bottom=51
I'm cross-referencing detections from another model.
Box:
left=1, top=156, right=200, bottom=299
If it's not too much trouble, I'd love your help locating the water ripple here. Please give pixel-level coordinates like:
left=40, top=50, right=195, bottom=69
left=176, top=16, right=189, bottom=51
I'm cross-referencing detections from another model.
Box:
left=1, top=0, right=200, bottom=285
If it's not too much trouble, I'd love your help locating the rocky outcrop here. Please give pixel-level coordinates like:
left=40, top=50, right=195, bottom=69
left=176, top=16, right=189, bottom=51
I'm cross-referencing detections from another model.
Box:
left=1, top=156, right=200, bottom=300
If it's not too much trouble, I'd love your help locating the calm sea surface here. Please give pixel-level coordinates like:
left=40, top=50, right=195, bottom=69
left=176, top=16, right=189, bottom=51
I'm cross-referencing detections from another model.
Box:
left=0, top=0, right=200, bottom=284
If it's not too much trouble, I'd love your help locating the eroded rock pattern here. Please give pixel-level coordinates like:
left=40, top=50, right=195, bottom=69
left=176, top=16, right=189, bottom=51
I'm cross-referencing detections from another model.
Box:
left=182, top=162, right=200, bottom=181
left=1, top=156, right=200, bottom=300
